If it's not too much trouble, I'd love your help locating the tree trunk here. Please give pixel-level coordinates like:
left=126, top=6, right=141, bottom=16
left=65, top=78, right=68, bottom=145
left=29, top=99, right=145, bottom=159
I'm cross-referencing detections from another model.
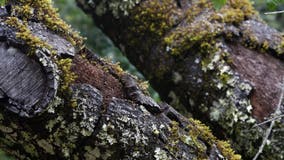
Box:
left=76, top=0, right=284, bottom=159
left=0, top=1, right=242, bottom=159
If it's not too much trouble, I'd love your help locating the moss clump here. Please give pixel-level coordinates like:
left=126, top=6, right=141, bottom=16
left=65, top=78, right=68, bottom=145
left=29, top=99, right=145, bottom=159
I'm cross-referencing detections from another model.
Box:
left=166, top=119, right=241, bottom=159
left=9, top=0, right=83, bottom=47
left=94, top=0, right=142, bottom=18
left=187, top=118, right=242, bottom=160
left=57, top=58, right=77, bottom=92
left=162, top=0, right=257, bottom=56
left=5, top=17, right=53, bottom=55
left=166, top=121, right=180, bottom=155
left=277, top=38, right=284, bottom=54
left=128, top=0, right=181, bottom=47
left=164, top=22, right=220, bottom=56
left=212, top=0, right=256, bottom=24
left=13, top=4, right=33, bottom=20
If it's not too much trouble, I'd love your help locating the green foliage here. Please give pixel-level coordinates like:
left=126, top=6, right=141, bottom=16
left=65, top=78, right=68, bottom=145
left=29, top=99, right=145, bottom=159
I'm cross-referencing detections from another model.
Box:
left=0, top=150, right=13, bottom=160
left=0, top=0, right=5, bottom=6
left=252, top=0, right=284, bottom=31
left=211, top=0, right=227, bottom=10
left=211, top=0, right=284, bottom=11
left=265, top=0, right=284, bottom=10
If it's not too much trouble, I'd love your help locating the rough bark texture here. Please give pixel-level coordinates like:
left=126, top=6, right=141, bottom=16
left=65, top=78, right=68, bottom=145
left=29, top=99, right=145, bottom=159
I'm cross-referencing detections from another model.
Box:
left=76, top=0, right=284, bottom=159
left=0, top=1, right=242, bottom=160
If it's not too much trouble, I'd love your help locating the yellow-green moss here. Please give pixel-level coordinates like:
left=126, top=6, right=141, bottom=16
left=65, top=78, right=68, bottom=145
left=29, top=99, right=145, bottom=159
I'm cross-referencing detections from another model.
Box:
left=166, top=121, right=180, bottom=156
left=57, top=58, right=77, bottom=92
left=187, top=118, right=241, bottom=160
left=185, top=0, right=212, bottom=23
left=13, top=5, right=33, bottom=20
left=10, top=0, right=84, bottom=47
left=212, top=0, right=256, bottom=24
left=216, top=141, right=242, bottom=160
left=162, top=0, right=257, bottom=56
left=167, top=119, right=241, bottom=159
left=70, top=98, right=78, bottom=108
left=277, top=38, right=284, bottom=54
left=5, top=17, right=53, bottom=55
left=128, top=0, right=182, bottom=48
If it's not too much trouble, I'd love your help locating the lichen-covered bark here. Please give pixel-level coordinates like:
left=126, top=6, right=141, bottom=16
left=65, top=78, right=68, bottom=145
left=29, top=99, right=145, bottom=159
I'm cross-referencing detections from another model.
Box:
left=76, top=0, right=284, bottom=159
left=0, top=1, right=241, bottom=159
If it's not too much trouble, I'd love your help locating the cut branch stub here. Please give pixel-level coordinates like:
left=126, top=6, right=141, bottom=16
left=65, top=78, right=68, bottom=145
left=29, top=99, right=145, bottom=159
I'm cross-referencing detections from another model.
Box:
left=0, top=42, right=58, bottom=117
left=0, top=7, right=75, bottom=117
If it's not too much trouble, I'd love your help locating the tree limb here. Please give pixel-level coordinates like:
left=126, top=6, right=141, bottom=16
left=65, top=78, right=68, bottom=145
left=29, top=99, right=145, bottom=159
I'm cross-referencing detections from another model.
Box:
left=0, top=1, right=241, bottom=159
left=76, top=0, right=284, bottom=159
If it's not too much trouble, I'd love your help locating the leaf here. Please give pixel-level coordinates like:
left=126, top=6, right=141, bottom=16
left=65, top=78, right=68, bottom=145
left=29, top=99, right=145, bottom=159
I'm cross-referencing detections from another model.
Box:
left=266, top=0, right=284, bottom=11
left=212, top=0, right=227, bottom=10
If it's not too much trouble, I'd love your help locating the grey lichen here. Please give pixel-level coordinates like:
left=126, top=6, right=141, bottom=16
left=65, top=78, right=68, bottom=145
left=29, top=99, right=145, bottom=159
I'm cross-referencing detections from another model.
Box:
left=71, top=84, right=103, bottom=136
left=37, top=139, right=55, bottom=155
left=202, top=42, right=256, bottom=131
left=154, top=147, right=170, bottom=160
left=84, top=146, right=101, bottom=160
left=97, top=123, right=118, bottom=145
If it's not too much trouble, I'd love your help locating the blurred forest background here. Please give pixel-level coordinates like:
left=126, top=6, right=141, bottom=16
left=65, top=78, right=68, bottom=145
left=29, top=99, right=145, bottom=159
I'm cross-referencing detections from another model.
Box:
left=0, top=0, right=283, bottom=159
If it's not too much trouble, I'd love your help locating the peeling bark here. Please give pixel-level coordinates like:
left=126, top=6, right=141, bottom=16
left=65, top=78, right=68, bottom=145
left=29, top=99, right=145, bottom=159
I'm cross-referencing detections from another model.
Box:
left=76, top=0, right=284, bottom=159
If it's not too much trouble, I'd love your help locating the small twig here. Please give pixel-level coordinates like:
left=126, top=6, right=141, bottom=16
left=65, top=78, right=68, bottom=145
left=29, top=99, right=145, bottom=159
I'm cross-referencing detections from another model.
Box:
left=264, top=10, right=284, bottom=15
left=252, top=77, right=284, bottom=160
left=253, top=114, right=284, bottom=128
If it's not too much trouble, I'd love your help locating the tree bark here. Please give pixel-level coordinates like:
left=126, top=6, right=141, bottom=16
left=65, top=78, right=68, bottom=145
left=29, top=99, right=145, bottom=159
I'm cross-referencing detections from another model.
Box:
left=0, top=1, right=242, bottom=159
left=76, top=0, right=284, bottom=159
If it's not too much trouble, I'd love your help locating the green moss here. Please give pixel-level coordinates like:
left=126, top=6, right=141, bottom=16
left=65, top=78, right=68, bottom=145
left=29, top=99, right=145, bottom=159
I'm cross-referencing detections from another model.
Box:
left=22, top=143, right=38, bottom=157
left=84, top=146, right=101, bottom=160
left=187, top=118, right=242, bottom=160
left=94, top=0, right=142, bottom=18
left=166, top=119, right=241, bottom=159
left=166, top=121, right=180, bottom=155
left=13, top=4, right=33, bottom=20
left=129, top=0, right=178, bottom=43
left=0, top=125, right=13, bottom=134
left=262, top=40, right=269, bottom=50
left=37, top=139, right=55, bottom=155
left=10, top=0, right=84, bottom=47
left=5, top=17, right=53, bottom=55
left=161, top=0, right=257, bottom=56
left=57, top=58, right=77, bottom=92
left=212, top=0, right=256, bottom=24
left=70, top=98, right=78, bottom=108
left=163, top=23, right=220, bottom=56
left=277, top=38, right=284, bottom=54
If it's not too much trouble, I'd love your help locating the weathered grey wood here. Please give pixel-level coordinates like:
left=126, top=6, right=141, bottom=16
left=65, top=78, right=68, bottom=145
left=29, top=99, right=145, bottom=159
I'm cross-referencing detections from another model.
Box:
left=0, top=42, right=48, bottom=117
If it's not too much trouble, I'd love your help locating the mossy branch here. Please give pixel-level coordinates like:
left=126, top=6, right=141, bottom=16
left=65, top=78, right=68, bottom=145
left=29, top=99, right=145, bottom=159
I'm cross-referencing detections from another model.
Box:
left=0, top=0, right=241, bottom=159
left=76, top=0, right=284, bottom=159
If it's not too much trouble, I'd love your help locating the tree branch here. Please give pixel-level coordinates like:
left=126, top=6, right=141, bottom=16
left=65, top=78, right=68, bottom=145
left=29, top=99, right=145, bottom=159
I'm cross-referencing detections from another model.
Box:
left=76, top=0, right=284, bottom=159
left=0, top=1, right=241, bottom=159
